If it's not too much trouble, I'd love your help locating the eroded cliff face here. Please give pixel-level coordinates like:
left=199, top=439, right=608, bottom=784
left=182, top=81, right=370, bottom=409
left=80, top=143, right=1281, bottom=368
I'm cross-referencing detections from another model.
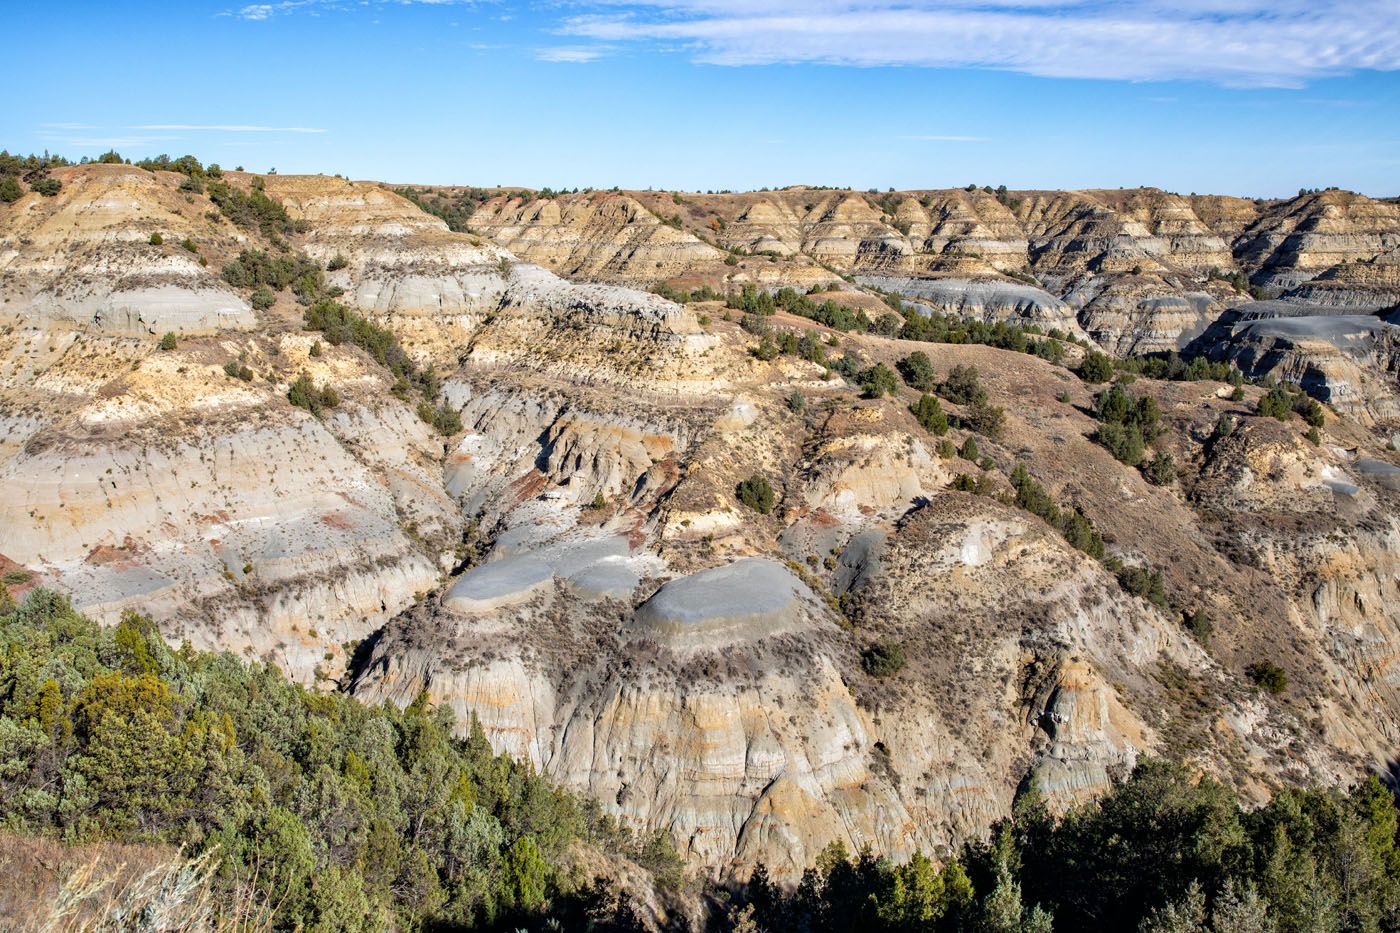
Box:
left=4, top=165, right=1400, bottom=885
left=0, top=164, right=254, bottom=334
left=455, top=185, right=1400, bottom=362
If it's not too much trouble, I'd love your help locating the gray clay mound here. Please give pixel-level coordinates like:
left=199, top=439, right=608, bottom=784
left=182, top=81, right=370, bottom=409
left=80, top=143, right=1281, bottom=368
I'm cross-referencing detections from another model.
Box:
left=568, top=562, right=640, bottom=599
left=1355, top=459, right=1400, bottom=492
left=443, top=555, right=554, bottom=613
left=1235, top=314, right=1386, bottom=352
left=630, top=558, right=811, bottom=650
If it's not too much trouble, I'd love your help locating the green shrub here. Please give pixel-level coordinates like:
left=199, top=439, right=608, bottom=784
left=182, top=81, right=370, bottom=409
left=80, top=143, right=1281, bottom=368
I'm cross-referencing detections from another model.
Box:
left=327, top=252, right=349, bottom=271
left=788, top=390, right=806, bottom=413
left=1257, top=384, right=1293, bottom=420
left=222, top=361, right=253, bottom=381
left=417, top=400, right=462, bottom=436
left=959, top=437, right=980, bottom=461
left=939, top=364, right=987, bottom=405
left=148, top=232, right=163, bottom=246
left=1184, top=608, right=1213, bottom=645
left=856, top=363, right=899, bottom=398
left=250, top=285, right=275, bottom=310
left=966, top=400, right=1006, bottom=439
left=861, top=641, right=907, bottom=677
left=1144, top=451, right=1177, bottom=486
left=937, top=439, right=957, bottom=459
left=897, top=351, right=938, bottom=391
left=157, top=332, right=178, bottom=351
left=1246, top=660, right=1288, bottom=694
left=0, top=176, right=22, bottom=202
left=910, top=393, right=948, bottom=435
left=736, top=474, right=776, bottom=514
left=1076, top=350, right=1115, bottom=383
left=288, top=374, right=339, bottom=416
left=1106, top=558, right=1167, bottom=608
left=180, top=237, right=198, bottom=253
left=30, top=177, right=60, bottom=197
left=1095, top=421, right=1146, bottom=466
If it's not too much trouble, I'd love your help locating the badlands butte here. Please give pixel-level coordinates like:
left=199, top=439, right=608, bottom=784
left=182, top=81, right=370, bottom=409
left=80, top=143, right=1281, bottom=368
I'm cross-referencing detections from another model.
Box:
left=3, top=160, right=1400, bottom=880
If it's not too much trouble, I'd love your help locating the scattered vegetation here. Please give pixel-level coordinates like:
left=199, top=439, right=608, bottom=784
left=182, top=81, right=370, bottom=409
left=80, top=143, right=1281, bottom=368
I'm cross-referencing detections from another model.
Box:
left=1009, top=464, right=1105, bottom=559
left=393, top=186, right=494, bottom=232
left=222, top=248, right=328, bottom=304
left=207, top=177, right=300, bottom=240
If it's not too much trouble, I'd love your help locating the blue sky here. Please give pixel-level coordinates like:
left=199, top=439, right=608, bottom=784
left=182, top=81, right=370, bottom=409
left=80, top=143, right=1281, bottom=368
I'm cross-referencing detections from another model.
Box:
left=4, top=1, right=1398, bottom=196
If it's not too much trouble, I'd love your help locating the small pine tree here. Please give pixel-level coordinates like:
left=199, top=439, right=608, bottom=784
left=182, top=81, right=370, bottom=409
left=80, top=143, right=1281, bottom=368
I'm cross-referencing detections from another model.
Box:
left=157, top=332, right=178, bottom=351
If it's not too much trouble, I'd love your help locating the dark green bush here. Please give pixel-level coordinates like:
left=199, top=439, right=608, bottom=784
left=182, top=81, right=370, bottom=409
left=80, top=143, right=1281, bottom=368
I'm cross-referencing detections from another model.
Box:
left=939, top=364, right=987, bottom=405
left=1076, top=350, right=1115, bottom=383
left=1247, top=660, right=1288, bottom=694
left=861, top=641, right=907, bottom=677
left=1106, top=558, right=1167, bottom=609
left=417, top=400, right=463, bottom=436
left=856, top=363, right=899, bottom=398
left=222, top=361, right=253, bottom=381
left=910, top=393, right=948, bottom=435
left=1144, top=451, right=1177, bottom=486
left=897, top=351, right=938, bottom=391
left=736, top=474, right=776, bottom=514
left=288, top=374, right=339, bottom=416
left=157, top=332, right=178, bottom=351
left=1184, top=608, right=1213, bottom=645
left=1258, top=384, right=1293, bottom=420
left=1095, top=421, right=1146, bottom=466
left=0, top=175, right=22, bottom=202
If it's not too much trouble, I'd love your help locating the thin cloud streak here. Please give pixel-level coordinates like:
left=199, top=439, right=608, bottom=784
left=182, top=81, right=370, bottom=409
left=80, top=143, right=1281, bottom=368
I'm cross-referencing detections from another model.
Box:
left=535, top=46, right=610, bottom=62
left=560, top=1, right=1400, bottom=87
left=136, top=124, right=327, bottom=133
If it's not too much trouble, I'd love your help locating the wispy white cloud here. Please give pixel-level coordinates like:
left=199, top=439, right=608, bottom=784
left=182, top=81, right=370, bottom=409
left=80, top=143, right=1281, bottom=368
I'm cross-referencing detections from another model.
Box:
left=535, top=46, right=610, bottom=62
left=900, top=134, right=988, bottom=142
left=558, top=1, right=1400, bottom=87
left=135, top=124, right=327, bottom=133
left=232, top=0, right=481, bottom=20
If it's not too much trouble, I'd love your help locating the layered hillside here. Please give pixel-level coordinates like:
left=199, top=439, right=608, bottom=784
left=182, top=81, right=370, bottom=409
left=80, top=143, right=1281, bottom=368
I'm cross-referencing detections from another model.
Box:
left=459, top=185, right=1400, bottom=359
left=3, top=163, right=1400, bottom=889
